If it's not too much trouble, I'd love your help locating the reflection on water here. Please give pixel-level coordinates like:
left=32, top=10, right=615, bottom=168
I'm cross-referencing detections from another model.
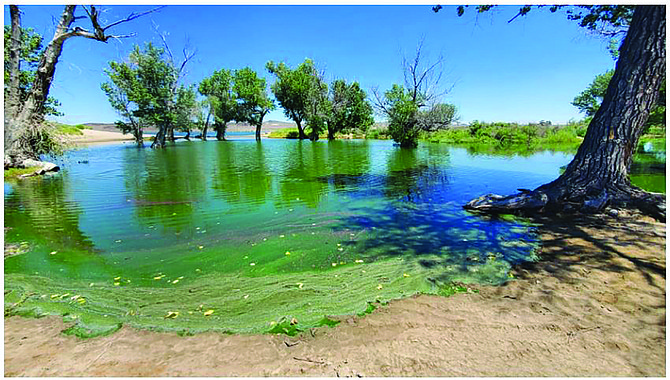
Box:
left=4, top=138, right=665, bottom=284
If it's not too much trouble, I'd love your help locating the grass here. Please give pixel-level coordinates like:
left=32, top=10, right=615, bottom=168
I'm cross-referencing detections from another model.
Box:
left=4, top=167, right=41, bottom=180
left=53, top=122, right=89, bottom=136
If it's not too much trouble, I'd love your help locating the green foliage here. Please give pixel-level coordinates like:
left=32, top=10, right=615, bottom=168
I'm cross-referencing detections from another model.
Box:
left=267, top=128, right=300, bottom=139
left=422, top=121, right=581, bottom=147
left=571, top=70, right=614, bottom=117
left=328, top=80, right=374, bottom=139
left=449, top=5, right=635, bottom=36
left=573, top=72, right=665, bottom=134
left=102, top=43, right=179, bottom=144
left=233, top=67, right=274, bottom=126
left=417, top=103, right=458, bottom=131
left=266, top=59, right=324, bottom=139
left=173, top=85, right=199, bottom=133
left=365, top=127, right=390, bottom=140
left=199, top=68, right=237, bottom=140
left=382, top=84, right=420, bottom=148
left=4, top=25, right=62, bottom=117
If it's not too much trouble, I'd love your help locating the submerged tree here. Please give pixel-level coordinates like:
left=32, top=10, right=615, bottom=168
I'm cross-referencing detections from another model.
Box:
left=4, top=5, right=160, bottom=167
left=199, top=69, right=237, bottom=141
left=233, top=67, right=275, bottom=141
left=373, top=41, right=454, bottom=147
left=441, top=5, right=666, bottom=219
left=102, top=43, right=176, bottom=147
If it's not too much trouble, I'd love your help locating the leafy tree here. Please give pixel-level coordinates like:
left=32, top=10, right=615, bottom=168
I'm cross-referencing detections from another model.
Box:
left=196, top=98, right=213, bottom=141
left=373, top=42, right=451, bottom=147
left=573, top=70, right=665, bottom=134
left=417, top=103, right=458, bottom=132
left=233, top=67, right=275, bottom=141
left=437, top=5, right=666, bottom=219
left=101, top=59, right=145, bottom=146
left=305, top=71, right=329, bottom=141
left=199, top=69, right=237, bottom=141
left=173, top=85, right=199, bottom=140
left=383, top=84, right=421, bottom=148
left=3, top=26, right=62, bottom=117
left=571, top=70, right=615, bottom=117
left=327, top=79, right=374, bottom=140
left=5, top=5, right=161, bottom=167
left=266, top=59, right=322, bottom=140
left=102, top=43, right=176, bottom=147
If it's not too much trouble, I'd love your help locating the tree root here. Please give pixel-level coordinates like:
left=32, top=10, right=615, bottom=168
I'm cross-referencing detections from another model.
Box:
left=464, top=186, right=666, bottom=222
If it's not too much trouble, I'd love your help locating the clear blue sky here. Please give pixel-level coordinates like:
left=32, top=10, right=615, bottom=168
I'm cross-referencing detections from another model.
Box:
left=5, top=4, right=616, bottom=125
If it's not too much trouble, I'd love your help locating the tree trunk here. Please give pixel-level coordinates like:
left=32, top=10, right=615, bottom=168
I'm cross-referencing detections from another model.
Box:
left=215, top=122, right=227, bottom=141
left=6, top=6, right=22, bottom=120
left=201, top=111, right=211, bottom=141
left=293, top=116, right=306, bottom=139
left=133, top=126, right=144, bottom=147
left=5, top=6, right=23, bottom=157
left=184, top=129, right=190, bottom=140
left=17, top=6, right=76, bottom=123
left=465, top=6, right=666, bottom=220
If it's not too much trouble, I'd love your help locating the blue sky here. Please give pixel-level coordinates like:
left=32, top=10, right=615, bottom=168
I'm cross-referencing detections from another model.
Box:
left=5, top=5, right=616, bottom=125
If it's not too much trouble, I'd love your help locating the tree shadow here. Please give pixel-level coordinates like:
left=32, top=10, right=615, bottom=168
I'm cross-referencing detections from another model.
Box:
left=517, top=213, right=666, bottom=291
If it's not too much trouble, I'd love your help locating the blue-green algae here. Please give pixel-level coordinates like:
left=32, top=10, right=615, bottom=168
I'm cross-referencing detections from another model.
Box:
left=8, top=137, right=659, bottom=337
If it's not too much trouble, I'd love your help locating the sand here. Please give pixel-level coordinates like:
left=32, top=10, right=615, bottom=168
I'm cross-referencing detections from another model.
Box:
left=65, top=129, right=136, bottom=145
left=4, top=210, right=666, bottom=376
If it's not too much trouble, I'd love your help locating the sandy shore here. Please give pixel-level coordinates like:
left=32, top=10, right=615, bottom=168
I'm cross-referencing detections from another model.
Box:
left=4, top=211, right=665, bottom=376
left=65, top=129, right=136, bottom=145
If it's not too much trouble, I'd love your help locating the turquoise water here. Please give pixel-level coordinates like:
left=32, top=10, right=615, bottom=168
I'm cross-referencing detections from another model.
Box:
left=5, top=138, right=660, bottom=335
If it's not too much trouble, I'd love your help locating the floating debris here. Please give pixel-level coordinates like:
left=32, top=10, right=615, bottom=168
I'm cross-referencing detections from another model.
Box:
left=377, top=284, right=383, bottom=290
left=164, top=311, right=179, bottom=319
left=250, top=263, right=256, bottom=266
left=355, top=260, right=364, bottom=263
left=204, top=309, right=214, bottom=317
left=49, top=251, right=57, bottom=255
left=285, top=251, right=291, bottom=256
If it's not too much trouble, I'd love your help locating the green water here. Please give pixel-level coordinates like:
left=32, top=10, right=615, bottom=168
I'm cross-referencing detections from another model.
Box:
left=4, top=138, right=664, bottom=336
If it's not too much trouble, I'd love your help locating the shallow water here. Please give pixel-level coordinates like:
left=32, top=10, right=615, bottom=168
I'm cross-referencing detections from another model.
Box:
left=4, top=138, right=664, bottom=335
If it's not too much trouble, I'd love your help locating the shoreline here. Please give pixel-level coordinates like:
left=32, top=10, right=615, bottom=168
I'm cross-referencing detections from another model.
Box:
left=4, top=211, right=665, bottom=376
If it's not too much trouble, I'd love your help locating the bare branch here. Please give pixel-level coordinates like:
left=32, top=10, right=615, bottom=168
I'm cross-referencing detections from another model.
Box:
left=101, top=6, right=165, bottom=32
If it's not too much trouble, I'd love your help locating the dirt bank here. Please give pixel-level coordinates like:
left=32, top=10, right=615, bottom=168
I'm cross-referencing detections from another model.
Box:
left=4, top=211, right=665, bottom=376
left=65, top=129, right=135, bottom=145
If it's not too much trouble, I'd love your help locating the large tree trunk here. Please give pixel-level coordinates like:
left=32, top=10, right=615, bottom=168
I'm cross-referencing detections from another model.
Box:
left=201, top=112, right=210, bottom=141
left=215, top=122, right=227, bottom=141
left=466, top=6, right=666, bottom=220
left=292, top=114, right=306, bottom=139
left=6, top=6, right=22, bottom=120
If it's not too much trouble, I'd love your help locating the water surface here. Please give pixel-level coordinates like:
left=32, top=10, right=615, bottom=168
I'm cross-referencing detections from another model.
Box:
left=4, top=138, right=663, bottom=335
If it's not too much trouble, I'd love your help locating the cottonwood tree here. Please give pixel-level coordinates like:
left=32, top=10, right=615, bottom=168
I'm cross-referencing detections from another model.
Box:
left=266, top=59, right=323, bottom=140
left=199, top=69, right=237, bottom=141
left=4, top=5, right=161, bottom=167
left=305, top=70, right=329, bottom=141
left=373, top=42, right=453, bottom=147
left=327, top=79, right=374, bottom=140
left=102, top=43, right=176, bottom=147
left=101, top=57, right=145, bottom=146
left=152, top=24, right=196, bottom=146
left=233, top=67, right=275, bottom=141
left=4, top=25, right=62, bottom=118
left=437, top=5, right=666, bottom=219
left=174, top=85, right=199, bottom=140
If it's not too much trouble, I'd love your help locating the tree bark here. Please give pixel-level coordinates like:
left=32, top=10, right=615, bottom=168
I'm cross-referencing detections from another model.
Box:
left=201, top=112, right=210, bottom=141
left=215, top=122, right=227, bottom=141
left=6, top=6, right=22, bottom=119
left=465, top=5, right=666, bottom=220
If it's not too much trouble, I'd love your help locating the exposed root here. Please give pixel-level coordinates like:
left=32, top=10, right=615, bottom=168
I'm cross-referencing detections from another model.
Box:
left=465, top=185, right=666, bottom=222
